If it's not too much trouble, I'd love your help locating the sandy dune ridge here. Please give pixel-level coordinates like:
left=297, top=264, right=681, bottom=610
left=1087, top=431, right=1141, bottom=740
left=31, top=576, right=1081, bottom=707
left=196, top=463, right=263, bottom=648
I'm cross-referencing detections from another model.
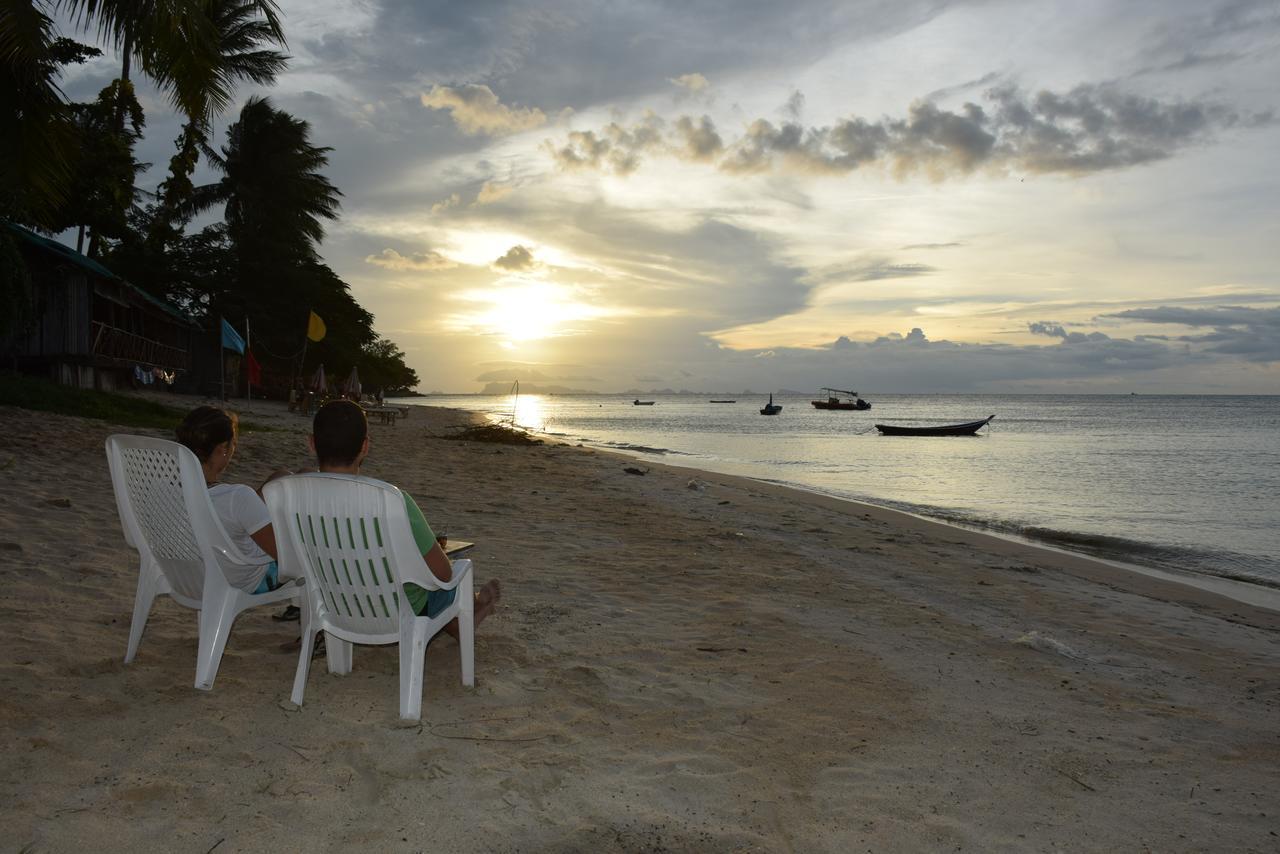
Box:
left=1, top=397, right=1277, bottom=852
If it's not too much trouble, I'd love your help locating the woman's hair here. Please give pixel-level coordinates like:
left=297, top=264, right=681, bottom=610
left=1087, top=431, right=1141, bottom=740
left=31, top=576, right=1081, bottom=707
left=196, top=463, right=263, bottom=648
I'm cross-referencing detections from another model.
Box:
left=176, top=406, right=238, bottom=462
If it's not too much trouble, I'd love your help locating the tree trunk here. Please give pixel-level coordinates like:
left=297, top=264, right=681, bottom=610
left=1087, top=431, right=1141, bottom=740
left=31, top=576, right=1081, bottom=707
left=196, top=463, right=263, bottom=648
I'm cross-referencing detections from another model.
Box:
left=114, top=29, right=133, bottom=134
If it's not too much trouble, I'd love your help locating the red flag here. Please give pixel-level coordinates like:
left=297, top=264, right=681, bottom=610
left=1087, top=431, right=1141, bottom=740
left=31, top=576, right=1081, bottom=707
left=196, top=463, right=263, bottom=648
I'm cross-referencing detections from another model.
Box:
left=245, top=348, right=262, bottom=385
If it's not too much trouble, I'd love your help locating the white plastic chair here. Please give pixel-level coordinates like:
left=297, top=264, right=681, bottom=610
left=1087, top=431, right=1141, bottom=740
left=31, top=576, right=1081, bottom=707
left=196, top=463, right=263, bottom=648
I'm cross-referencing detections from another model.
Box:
left=263, top=473, right=475, bottom=720
left=105, top=435, right=302, bottom=690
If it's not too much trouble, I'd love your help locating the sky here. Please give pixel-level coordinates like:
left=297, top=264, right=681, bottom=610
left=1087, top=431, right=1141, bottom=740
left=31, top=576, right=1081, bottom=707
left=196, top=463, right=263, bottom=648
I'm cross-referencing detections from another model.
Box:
left=55, top=0, right=1280, bottom=393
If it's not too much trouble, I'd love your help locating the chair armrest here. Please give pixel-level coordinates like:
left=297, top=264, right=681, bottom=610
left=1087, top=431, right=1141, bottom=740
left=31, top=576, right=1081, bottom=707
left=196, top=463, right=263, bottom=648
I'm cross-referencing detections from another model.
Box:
left=405, top=558, right=472, bottom=592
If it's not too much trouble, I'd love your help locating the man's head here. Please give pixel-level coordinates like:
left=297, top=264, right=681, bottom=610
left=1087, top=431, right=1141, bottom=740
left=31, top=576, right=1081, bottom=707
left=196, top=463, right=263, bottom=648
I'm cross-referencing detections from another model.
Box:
left=311, top=400, right=369, bottom=469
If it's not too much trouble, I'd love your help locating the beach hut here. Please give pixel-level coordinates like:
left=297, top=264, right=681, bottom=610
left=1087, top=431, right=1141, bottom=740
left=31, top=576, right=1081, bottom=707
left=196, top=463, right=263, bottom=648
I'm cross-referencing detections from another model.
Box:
left=1, top=224, right=197, bottom=391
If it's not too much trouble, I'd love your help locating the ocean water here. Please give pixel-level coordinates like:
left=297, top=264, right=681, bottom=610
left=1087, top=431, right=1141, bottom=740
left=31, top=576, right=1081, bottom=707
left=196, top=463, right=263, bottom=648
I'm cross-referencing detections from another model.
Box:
left=393, top=393, right=1280, bottom=589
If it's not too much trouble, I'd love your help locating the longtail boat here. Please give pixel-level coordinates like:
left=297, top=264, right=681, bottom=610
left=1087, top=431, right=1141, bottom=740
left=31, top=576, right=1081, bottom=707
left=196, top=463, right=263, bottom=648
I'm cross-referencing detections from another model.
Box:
left=875, top=415, right=995, bottom=436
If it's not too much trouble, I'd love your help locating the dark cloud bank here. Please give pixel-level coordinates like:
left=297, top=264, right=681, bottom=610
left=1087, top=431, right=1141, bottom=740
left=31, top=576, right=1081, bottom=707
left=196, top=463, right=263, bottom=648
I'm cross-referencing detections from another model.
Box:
left=549, top=82, right=1272, bottom=179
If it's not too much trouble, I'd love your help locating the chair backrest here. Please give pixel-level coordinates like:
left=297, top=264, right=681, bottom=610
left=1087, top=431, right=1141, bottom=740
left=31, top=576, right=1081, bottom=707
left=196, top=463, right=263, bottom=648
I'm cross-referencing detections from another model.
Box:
left=106, top=435, right=244, bottom=603
left=264, top=473, right=433, bottom=641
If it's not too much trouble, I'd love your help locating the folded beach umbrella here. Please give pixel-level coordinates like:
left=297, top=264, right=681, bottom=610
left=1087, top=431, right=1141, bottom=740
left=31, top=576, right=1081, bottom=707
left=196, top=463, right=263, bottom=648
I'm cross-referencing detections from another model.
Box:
left=310, top=363, right=327, bottom=393
left=342, top=366, right=361, bottom=398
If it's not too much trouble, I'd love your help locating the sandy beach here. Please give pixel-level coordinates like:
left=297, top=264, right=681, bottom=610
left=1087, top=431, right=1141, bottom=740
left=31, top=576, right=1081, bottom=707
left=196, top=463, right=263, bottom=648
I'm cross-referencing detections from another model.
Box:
left=1, top=396, right=1278, bottom=853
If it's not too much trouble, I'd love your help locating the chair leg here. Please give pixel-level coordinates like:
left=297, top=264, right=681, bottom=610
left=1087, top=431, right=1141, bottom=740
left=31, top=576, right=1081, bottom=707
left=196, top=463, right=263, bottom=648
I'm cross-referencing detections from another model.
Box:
left=398, top=620, right=429, bottom=721
left=124, top=560, right=163, bottom=664
left=325, top=633, right=353, bottom=675
left=291, top=630, right=317, bottom=707
left=194, top=589, right=239, bottom=691
left=457, top=573, right=475, bottom=687
left=291, top=604, right=316, bottom=706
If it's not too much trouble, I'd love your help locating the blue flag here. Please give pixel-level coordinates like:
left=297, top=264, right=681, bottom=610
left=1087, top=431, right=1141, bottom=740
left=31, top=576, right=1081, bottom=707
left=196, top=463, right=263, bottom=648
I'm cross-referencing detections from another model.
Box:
left=221, top=318, right=245, bottom=355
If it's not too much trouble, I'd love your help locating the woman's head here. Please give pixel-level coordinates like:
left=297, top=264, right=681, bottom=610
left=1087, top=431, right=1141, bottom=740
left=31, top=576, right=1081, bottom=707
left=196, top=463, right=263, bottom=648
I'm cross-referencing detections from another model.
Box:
left=176, top=406, right=239, bottom=462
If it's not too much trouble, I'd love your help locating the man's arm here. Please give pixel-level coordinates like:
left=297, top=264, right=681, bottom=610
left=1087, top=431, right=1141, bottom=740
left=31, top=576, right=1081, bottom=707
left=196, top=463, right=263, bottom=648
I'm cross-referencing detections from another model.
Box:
left=424, top=542, right=452, bottom=583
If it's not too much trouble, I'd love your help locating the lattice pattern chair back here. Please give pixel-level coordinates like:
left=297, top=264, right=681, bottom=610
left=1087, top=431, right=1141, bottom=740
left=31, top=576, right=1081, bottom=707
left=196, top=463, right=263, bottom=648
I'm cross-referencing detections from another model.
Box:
left=268, top=473, right=421, bottom=639
left=107, top=436, right=223, bottom=603
left=106, top=434, right=302, bottom=690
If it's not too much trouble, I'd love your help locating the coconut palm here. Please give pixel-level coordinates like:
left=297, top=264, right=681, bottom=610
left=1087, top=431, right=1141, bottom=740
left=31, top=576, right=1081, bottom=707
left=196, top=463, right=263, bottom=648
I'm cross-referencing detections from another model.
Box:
left=188, top=95, right=341, bottom=266
left=154, top=0, right=289, bottom=224
left=0, top=0, right=92, bottom=225
left=59, top=0, right=284, bottom=128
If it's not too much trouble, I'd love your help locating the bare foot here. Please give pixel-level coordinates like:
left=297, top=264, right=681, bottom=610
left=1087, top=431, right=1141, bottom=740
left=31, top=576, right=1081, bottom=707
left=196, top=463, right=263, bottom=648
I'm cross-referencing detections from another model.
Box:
left=474, top=579, right=502, bottom=626
left=443, top=579, right=501, bottom=640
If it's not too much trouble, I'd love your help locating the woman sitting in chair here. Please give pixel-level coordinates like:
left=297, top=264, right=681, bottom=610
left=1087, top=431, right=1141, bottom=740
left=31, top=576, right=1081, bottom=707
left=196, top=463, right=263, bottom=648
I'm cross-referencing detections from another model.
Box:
left=176, top=406, right=286, bottom=594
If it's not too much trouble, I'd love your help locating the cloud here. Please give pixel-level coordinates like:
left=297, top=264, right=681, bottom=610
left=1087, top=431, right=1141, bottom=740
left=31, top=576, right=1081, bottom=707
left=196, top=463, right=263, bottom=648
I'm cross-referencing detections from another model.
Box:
left=544, top=114, right=665, bottom=174
left=669, top=73, right=709, bottom=93
left=673, top=115, right=724, bottom=161
left=783, top=90, right=805, bottom=120
left=1132, top=0, right=1280, bottom=77
left=492, top=244, right=538, bottom=271
left=431, top=193, right=462, bottom=214
left=476, top=181, right=513, bottom=204
left=549, top=81, right=1271, bottom=178
left=900, top=241, right=963, bottom=250
left=420, top=84, right=547, bottom=135
left=365, top=248, right=457, bottom=271
left=1101, top=304, right=1280, bottom=362
left=1029, top=321, right=1068, bottom=339
left=812, top=259, right=936, bottom=284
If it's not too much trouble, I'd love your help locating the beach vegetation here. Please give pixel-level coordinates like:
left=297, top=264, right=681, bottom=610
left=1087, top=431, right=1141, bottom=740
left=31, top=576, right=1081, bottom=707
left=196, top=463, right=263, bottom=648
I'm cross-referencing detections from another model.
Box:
left=0, top=371, right=275, bottom=431
left=2, top=0, right=418, bottom=398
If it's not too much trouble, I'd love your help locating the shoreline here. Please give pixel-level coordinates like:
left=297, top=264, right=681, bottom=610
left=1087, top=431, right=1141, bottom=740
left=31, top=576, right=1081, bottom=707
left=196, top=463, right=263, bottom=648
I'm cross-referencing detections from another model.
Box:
left=575, top=442, right=1280, bottom=628
left=423, top=399, right=1280, bottom=619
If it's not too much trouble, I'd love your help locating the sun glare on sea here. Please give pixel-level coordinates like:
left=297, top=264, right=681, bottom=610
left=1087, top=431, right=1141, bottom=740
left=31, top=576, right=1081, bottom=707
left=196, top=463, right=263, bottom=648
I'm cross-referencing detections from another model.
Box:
left=509, top=393, right=546, bottom=431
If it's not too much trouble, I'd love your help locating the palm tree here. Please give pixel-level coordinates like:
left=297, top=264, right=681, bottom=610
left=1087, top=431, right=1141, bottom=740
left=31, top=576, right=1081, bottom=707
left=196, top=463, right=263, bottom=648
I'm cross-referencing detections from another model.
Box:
left=59, top=0, right=284, bottom=129
left=0, top=0, right=88, bottom=225
left=189, top=95, right=341, bottom=266
left=154, top=0, right=289, bottom=225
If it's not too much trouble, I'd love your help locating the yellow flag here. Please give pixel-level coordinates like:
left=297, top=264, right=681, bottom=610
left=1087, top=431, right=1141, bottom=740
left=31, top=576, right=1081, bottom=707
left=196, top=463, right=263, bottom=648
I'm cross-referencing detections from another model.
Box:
left=307, top=311, right=326, bottom=342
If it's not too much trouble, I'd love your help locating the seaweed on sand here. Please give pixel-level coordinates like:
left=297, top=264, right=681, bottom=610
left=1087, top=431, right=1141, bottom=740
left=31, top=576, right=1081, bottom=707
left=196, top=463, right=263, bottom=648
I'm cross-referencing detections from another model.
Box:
left=441, top=423, right=543, bottom=445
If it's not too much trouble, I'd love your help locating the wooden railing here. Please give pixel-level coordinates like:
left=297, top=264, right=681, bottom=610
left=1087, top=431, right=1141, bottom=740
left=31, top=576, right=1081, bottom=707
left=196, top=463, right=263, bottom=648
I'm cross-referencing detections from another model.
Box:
left=90, top=321, right=190, bottom=370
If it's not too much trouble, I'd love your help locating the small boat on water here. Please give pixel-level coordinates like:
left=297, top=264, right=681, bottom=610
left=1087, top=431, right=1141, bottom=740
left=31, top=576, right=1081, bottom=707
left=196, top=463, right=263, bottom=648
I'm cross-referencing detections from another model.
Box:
left=811, top=387, right=870, bottom=411
left=633, top=399, right=655, bottom=406
left=760, top=393, right=782, bottom=415
left=709, top=399, right=737, bottom=403
left=875, top=415, right=995, bottom=436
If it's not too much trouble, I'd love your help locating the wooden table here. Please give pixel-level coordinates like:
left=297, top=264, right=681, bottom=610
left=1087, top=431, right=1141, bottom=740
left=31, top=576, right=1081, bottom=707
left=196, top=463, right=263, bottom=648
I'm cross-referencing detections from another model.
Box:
left=443, top=540, right=474, bottom=557
left=362, top=405, right=401, bottom=425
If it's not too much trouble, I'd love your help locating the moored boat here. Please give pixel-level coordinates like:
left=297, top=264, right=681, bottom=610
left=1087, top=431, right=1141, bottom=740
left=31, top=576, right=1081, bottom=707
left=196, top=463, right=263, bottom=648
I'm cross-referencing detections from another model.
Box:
left=760, top=393, right=782, bottom=415
left=875, top=415, right=995, bottom=436
left=811, top=387, right=870, bottom=410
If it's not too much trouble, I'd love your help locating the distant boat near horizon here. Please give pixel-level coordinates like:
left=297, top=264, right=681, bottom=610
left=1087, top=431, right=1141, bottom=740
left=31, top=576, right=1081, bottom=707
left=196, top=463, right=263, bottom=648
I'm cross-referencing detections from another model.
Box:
left=633, top=399, right=655, bottom=405
left=709, top=399, right=737, bottom=403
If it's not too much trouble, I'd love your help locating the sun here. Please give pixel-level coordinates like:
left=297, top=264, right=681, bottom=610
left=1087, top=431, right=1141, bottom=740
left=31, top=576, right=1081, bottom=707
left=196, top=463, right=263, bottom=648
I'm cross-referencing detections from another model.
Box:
left=454, top=281, right=609, bottom=342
